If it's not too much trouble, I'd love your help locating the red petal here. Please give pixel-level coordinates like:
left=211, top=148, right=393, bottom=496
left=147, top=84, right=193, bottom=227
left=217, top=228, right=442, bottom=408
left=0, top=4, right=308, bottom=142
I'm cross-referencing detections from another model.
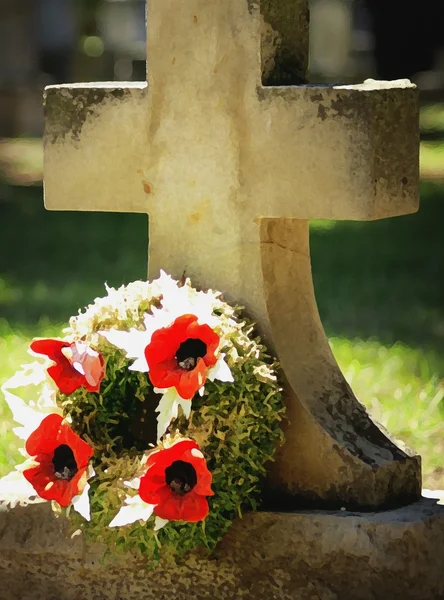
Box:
left=24, top=414, right=94, bottom=506
left=176, top=358, right=207, bottom=399
left=31, top=338, right=104, bottom=394
left=139, top=440, right=213, bottom=518
left=145, top=316, right=198, bottom=367
left=154, top=490, right=209, bottom=522
left=182, top=449, right=214, bottom=496
left=47, top=363, right=86, bottom=395
left=145, top=315, right=220, bottom=397
left=139, top=480, right=167, bottom=505
left=25, top=414, right=64, bottom=456
left=26, top=413, right=93, bottom=468
left=148, top=360, right=182, bottom=389
left=57, top=423, right=94, bottom=469
left=30, top=339, right=69, bottom=362
left=171, top=314, right=200, bottom=335
left=23, top=461, right=87, bottom=507
left=184, top=321, right=219, bottom=368
left=139, top=440, right=199, bottom=502
left=145, top=337, right=177, bottom=367
left=147, top=440, right=198, bottom=469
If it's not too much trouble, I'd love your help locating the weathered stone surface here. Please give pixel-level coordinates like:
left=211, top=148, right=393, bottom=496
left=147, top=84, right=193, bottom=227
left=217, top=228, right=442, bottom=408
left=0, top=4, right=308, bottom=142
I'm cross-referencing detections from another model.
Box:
left=257, top=81, right=419, bottom=220
left=44, top=83, right=148, bottom=214
left=0, top=497, right=443, bottom=600
left=42, top=0, right=421, bottom=509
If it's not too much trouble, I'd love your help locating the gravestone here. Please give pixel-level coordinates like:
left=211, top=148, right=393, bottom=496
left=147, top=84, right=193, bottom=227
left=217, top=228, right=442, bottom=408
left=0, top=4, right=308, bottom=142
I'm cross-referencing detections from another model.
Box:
left=0, top=1, right=443, bottom=598
left=43, top=0, right=420, bottom=511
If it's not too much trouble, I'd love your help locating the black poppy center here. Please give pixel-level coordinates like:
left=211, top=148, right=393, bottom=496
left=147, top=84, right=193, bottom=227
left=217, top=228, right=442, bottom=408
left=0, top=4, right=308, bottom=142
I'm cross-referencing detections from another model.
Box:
left=52, top=444, right=78, bottom=481
left=175, top=338, right=207, bottom=371
left=165, top=460, right=197, bottom=496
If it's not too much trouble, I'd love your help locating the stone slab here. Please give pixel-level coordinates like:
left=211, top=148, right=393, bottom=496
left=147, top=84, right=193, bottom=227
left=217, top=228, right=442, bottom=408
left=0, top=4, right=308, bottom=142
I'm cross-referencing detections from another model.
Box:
left=0, top=496, right=442, bottom=600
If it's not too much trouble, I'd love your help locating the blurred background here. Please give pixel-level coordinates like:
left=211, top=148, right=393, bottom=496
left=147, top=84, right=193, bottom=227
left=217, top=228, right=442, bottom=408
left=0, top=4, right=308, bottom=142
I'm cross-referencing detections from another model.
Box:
left=0, top=0, right=443, bottom=492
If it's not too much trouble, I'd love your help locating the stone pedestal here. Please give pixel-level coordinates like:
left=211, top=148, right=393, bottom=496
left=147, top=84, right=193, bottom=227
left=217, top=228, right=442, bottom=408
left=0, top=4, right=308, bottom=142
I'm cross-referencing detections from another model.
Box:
left=0, top=496, right=442, bottom=600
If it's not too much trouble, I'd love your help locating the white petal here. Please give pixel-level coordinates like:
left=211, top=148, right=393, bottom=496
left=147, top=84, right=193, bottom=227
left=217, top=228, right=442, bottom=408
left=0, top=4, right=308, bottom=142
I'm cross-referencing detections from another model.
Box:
left=109, top=496, right=155, bottom=527
left=142, top=308, right=175, bottom=333
left=128, top=356, right=149, bottom=373
left=154, top=517, right=169, bottom=531
left=69, top=465, right=94, bottom=520
left=154, top=388, right=192, bottom=439
left=7, top=395, right=61, bottom=441
left=147, top=272, right=221, bottom=330
left=207, top=354, right=234, bottom=383
left=2, top=364, right=60, bottom=440
left=191, top=448, right=204, bottom=459
left=99, top=329, right=150, bottom=372
left=0, top=468, right=44, bottom=510
left=155, top=389, right=180, bottom=440
left=12, top=405, right=62, bottom=441
left=71, top=482, right=92, bottom=521
left=4, top=361, right=49, bottom=389
left=180, top=399, right=192, bottom=419
left=123, top=477, right=140, bottom=491
left=72, top=361, right=86, bottom=376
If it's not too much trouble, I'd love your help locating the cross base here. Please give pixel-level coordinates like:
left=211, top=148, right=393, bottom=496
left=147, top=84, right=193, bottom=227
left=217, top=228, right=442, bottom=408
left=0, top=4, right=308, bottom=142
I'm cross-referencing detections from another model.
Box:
left=0, top=499, right=443, bottom=600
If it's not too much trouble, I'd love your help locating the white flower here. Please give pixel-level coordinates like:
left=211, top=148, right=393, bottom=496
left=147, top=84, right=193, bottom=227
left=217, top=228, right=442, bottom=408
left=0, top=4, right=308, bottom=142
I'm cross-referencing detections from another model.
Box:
left=71, top=465, right=95, bottom=521
left=109, top=495, right=155, bottom=527
left=109, top=477, right=156, bottom=528
left=0, top=468, right=44, bottom=510
left=1, top=362, right=62, bottom=441
left=154, top=517, right=169, bottom=531
left=154, top=387, right=191, bottom=440
left=207, top=353, right=234, bottom=384
left=100, top=322, right=152, bottom=373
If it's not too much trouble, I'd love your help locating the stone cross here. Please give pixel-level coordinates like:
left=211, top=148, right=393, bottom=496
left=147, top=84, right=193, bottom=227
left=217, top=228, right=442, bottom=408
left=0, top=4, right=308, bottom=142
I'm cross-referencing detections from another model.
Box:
left=44, top=0, right=421, bottom=509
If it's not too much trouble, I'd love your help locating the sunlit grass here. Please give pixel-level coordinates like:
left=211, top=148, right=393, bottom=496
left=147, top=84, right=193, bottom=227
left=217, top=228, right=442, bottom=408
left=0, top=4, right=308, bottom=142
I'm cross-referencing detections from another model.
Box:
left=420, top=142, right=444, bottom=181
left=0, top=321, right=62, bottom=475
left=332, top=337, right=444, bottom=489
left=420, top=103, right=444, bottom=133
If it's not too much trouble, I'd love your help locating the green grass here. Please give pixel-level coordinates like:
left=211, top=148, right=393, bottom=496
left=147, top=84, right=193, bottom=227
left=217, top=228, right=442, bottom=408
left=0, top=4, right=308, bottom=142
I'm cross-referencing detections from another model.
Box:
left=330, top=339, right=444, bottom=488
left=0, top=165, right=443, bottom=491
left=310, top=180, right=444, bottom=489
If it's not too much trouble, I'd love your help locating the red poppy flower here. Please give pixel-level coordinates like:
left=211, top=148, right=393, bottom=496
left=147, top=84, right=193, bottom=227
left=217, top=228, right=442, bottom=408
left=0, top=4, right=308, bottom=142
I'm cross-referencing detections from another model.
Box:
left=30, top=339, right=105, bottom=395
left=23, top=414, right=94, bottom=507
left=139, top=439, right=214, bottom=522
left=144, top=314, right=220, bottom=399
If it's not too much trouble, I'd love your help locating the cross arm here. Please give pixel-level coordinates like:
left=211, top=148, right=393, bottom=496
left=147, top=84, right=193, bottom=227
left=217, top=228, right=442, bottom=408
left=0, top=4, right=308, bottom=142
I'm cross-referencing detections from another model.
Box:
left=44, top=82, right=149, bottom=214
left=254, top=79, right=419, bottom=221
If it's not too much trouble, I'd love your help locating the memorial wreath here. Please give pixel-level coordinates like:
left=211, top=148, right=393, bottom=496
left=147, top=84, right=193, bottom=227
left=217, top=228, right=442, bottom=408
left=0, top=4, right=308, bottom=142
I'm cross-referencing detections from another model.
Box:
left=0, top=272, right=285, bottom=560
